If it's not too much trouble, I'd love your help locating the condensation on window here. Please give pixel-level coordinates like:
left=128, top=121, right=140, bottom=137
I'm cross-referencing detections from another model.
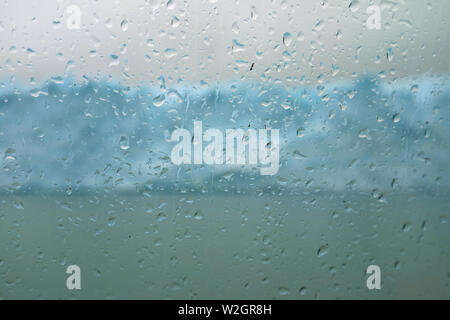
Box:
left=0, top=0, right=449, bottom=299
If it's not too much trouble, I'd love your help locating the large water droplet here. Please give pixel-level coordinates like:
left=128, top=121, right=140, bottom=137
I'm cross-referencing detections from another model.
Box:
left=120, top=19, right=129, bottom=31
left=317, top=244, right=329, bottom=257
left=119, top=135, right=130, bottom=150
left=283, top=32, right=292, bottom=46
left=153, top=95, right=166, bottom=107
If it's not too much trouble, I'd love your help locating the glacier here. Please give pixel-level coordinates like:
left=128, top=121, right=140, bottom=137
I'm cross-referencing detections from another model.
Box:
left=0, top=75, right=449, bottom=194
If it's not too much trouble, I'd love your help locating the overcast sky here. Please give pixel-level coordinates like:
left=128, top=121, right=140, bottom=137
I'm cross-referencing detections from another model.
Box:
left=1, top=0, right=449, bottom=86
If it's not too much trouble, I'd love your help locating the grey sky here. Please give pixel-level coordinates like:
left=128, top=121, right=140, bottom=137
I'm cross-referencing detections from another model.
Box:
left=1, top=0, right=449, bottom=86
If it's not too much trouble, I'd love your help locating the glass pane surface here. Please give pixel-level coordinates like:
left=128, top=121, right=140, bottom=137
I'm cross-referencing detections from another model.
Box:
left=0, top=0, right=449, bottom=299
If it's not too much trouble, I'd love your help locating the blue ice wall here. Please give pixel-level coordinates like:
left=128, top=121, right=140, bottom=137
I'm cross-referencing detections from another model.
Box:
left=0, top=75, right=449, bottom=193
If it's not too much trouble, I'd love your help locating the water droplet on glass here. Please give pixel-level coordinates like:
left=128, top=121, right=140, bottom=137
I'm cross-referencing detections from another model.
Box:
left=119, top=135, right=130, bottom=150
left=153, top=95, right=166, bottom=107
left=120, top=19, right=129, bottom=31
left=349, top=0, right=360, bottom=12
left=317, top=244, right=329, bottom=257
left=4, top=148, right=16, bottom=161
left=393, top=113, right=400, bottom=123
left=278, top=287, right=289, bottom=296
left=402, top=223, right=412, bottom=232
left=283, top=32, right=292, bottom=46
